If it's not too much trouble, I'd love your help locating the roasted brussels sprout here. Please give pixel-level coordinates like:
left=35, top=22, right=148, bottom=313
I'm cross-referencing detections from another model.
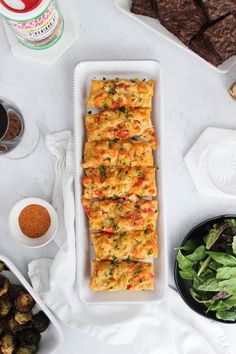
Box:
left=32, top=311, right=49, bottom=333
left=0, top=319, right=4, bottom=336
left=0, top=276, right=9, bottom=297
left=15, top=312, right=32, bottom=325
left=16, top=328, right=40, bottom=347
left=5, top=315, right=20, bottom=334
left=15, top=293, right=35, bottom=313
left=1, top=334, right=15, bottom=354
left=0, top=298, right=11, bottom=317
left=16, top=344, right=38, bottom=354
left=0, top=262, right=8, bottom=273
left=8, top=285, right=25, bottom=302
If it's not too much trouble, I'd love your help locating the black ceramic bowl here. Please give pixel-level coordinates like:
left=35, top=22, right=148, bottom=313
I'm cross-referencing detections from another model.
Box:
left=174, top=214, right=236, bottom=324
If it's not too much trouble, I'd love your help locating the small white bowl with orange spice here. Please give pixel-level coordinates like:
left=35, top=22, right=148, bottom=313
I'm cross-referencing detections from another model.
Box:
left=9, top=198, right=58, bottom=248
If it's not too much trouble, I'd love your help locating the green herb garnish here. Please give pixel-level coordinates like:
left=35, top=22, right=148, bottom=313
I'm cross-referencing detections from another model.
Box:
left=103, top=103, right=109, bottom=109
left=134, top=268, right=142, bottom=275
left=119, top=106, right=126, bottom=113
left=99, top=165, right=107, bottom=181
left=108, top=88, right=115, bottom=94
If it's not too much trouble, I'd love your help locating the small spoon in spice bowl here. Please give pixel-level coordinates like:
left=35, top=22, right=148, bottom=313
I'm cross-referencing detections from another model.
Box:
left=8, top=198, right=58, bottom=248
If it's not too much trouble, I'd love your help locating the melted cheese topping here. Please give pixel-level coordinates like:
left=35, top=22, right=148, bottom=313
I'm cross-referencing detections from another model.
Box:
left=82, top=199, right=158, bottom=232
left=87, top=79, right=155, bottom=109
left=91, top=229, right=158, bottom=261
left=83, top=167, right=157, bottom=199
left=90, top=260, right=154, bottom=291
left=85, top=108, right=157, bottom=148
left=83, top=140, right=154, bottom=168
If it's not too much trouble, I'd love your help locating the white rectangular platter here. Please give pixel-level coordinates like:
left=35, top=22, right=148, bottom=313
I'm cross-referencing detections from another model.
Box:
left=0, top=255, right=63, bottom=354
left=114, top=0, right=236, bottom=73
left=74, top=60, right=168, bottom=304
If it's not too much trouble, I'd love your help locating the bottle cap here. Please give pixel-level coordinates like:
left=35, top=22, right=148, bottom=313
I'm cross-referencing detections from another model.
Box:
left=0, top=0, right=42, bottom=13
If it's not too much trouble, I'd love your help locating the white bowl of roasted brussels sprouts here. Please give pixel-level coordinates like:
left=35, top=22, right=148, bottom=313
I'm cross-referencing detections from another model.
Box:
left=0, top=256, right=63, bottom=354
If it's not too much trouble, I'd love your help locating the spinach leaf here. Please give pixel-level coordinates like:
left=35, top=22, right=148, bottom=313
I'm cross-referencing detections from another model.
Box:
left=176, top=250, right=193, bottom=271
left=232, top=236, right=236, bottom=255
left=203, top=224, right=226, bottom=250
left=219, top=278, right=236, bottom=295
left=209, top=260, right=222, bottom=271
left=187, top=245, right=206, bottom=262
left=193, top=276, right=203, bottom=290
left=177, top=239, right=200, bottom=253
left=196, top=277, right=220, bottom=292
left=206, top=252, right=236, bottom=266
left=216, top=310, right=236, bottom=321
left=200, top=268, right=215, bottom=281
left=179, top=269, right=197, bottom=280
left=216, top=267, right=236, bottom=280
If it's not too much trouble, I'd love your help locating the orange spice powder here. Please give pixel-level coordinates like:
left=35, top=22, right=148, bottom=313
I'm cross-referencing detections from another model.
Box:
left=19, top=204, right=51, bottom=239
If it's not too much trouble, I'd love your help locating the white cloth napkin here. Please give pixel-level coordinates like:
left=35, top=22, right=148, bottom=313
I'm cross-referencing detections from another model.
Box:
left=28, top=131, right=232, bottom=354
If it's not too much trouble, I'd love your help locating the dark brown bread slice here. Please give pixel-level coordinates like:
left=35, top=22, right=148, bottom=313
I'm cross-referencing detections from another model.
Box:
left=131, top=0, right=158, bottom=19
left=200, top=0, right=236, bottom=21
left=190, top=35, right=223, bottom=66
left=160, top=2, right=207, bottom=45
left=203, top=14, right=236, bottom=61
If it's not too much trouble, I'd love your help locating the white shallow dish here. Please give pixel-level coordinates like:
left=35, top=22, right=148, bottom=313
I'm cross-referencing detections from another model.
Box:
left=185, top=127, right=236, bottom=199
left=73, top=59, right=168, bottom=304
left=114, top=0, right=236, bottom=73
left=8, top=198, right=58, bottom=248
left=0, top=255, right=63, bottom=354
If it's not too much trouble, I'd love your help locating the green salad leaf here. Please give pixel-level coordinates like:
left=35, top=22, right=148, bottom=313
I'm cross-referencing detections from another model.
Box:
left=176, top=250, right=193, bottom=271
left=197, top=255, right=211, bottom=277
left=209, top=295, right=236, bottom=312
left=216, top=310, right=236, bottom=321
left=177, top=239, right=200, bottom=253
left=208, top=260, right=222, bottom=271
left=206, top=252, right=236, bottom=266
left=179, top=269, right=197, bottom=280
left=226, top=219, right=236, bottom=234
left=196, top=278, right=220, bottom=292
left=186, top=245, right=206, bottom=262
left=218, top=278, right=236, bottom=295
left=216, top=267, right=236, bottom=280
left=203, top=224, right=226, bottom=250
left=232, top=236, right=236, bottom=255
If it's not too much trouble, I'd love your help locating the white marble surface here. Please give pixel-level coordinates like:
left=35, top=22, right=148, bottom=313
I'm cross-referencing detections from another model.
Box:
left=0, top=0, right=236, bottom=353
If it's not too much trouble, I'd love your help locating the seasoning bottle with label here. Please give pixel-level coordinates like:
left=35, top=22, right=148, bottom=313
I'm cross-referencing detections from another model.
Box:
left=0, top=0, right=64, bottom=50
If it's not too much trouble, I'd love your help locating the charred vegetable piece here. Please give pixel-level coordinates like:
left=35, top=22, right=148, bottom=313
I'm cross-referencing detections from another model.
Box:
left=15, top=311, right=32, bottom=325
left=8, top=284, right=25, bottom=302
left=15, top=292, right=35, bottom=313
left=0, top=298, right=11, bottom=317
left=32, top=311, right=50, bottom=332
left=0, top=262, right=8, bottom=272
left=16, top=328, right=41, bottom=347
left=0, top=276, right=9, bottom=297
left=16, top=344, right=38, bottom=354
left=5, top=315, right=20, bottom=334
left=0, top=319, right=4, bottom=336
left=1, top=334, right=15, bottom=354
